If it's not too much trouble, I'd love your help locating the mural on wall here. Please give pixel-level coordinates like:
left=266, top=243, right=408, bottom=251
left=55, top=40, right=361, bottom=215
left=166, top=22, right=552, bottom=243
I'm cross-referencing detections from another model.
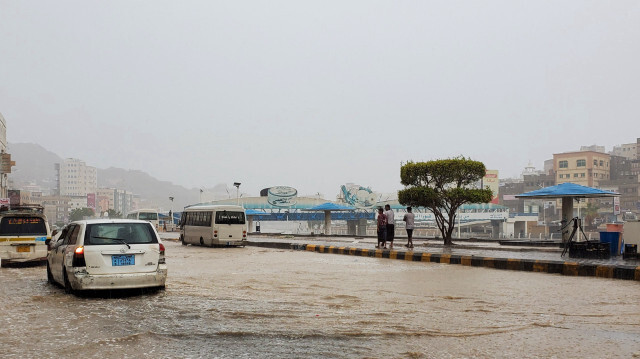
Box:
left=267, top=186, right=298, bottom=207
left=483, top=170, right=500, bottom=204
left=340, top=184, right=377, bottom=209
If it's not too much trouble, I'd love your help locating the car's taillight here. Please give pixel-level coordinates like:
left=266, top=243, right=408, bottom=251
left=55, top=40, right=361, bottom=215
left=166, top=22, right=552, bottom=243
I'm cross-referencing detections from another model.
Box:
left=213, top=230, right=218, bottom=238
left=242, top=230, right=247, bottom=238
left=158, top=243, right=166, bottom=264
left=72, top=246, right=86, bottom=267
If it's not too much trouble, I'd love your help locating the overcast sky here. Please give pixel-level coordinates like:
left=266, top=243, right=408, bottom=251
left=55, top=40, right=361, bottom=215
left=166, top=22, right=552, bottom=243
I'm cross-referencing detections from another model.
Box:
left=1, top=1, right=639, bottom=198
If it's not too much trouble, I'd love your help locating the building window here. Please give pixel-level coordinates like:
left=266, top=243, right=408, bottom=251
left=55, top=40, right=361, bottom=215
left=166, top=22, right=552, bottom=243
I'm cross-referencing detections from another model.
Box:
left=559, top=160, right=568, bottom=168
left=580, top=173, right=585, bottom=177
left=594, top=159, right=598, bottom=166
left=577, top=159, right=586, bottom=167
left=574, top=173, right=579, bottom=178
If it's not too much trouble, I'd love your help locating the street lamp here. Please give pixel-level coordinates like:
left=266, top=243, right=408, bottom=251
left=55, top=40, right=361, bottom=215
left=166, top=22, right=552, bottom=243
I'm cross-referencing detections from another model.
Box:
left=233, top=182, right=241, bottom=206
left=169, top=196, right=174, bottom=228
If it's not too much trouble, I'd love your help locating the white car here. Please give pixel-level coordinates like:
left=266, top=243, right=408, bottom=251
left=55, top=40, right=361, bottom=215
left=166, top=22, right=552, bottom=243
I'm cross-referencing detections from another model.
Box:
left=46, top=219, right=167, bottom=293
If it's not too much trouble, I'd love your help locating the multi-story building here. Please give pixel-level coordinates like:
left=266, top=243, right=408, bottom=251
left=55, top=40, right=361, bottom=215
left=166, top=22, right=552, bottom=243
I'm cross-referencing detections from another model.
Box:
left=580, top=145, right=606, bottom=153
left=611, top=139, right=639, bottom=161
left=96, top=187, right=137, bottom=216
left=553, top=151, right=610, bottom=187
left=601, top=155, right=640, bottom=216
left=55, top=158, right=97, bottom=197
left=40, top=195, right=71, bottom=226
left=0, top=112, right=12, bottom=198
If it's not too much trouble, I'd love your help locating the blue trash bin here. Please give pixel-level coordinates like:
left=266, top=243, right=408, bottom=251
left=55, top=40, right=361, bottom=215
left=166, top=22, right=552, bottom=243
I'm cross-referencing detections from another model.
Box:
left=599, top=232, right=620, bottom=256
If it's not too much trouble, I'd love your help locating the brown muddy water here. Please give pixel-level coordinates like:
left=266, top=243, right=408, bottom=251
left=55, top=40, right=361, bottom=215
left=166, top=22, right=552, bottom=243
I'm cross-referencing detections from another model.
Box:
left=2, top=240, right=640, bottom=358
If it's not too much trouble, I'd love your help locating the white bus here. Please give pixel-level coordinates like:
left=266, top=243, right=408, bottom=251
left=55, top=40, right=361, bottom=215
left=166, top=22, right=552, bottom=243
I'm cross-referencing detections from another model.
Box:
left=0, top=205, right=51, bottom=264
left=126, top=209, right=160, bottom=230
left=179, top=205, right=247, bottom=247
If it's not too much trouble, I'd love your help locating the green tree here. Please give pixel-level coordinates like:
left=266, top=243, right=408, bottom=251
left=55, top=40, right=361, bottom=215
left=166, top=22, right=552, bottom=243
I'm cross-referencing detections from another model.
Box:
left=398, top=157, right=493, bottom=245
left=69, top=207, right=95, bottom=222
left=583, top=201, right=599, bottom=228
left=107, top=209, right=122, bottom=218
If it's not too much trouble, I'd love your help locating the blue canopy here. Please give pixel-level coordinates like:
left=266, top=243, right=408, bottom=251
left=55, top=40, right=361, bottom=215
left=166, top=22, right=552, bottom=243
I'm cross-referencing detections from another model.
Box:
left=304, top=202, right=356, bottom=211
left=516, top=182, right=619, bottom=199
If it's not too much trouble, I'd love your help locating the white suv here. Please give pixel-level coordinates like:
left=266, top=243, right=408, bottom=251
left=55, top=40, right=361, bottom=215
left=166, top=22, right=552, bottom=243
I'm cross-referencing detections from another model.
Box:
left=47, top=219, right=167, bottom=293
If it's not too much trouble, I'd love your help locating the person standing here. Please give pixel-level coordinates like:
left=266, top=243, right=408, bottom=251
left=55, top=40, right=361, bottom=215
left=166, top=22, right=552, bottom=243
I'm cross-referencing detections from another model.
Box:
left=403, top=206, right=415, bottom=249
left=376, top=207, right=387, bottom=249
left=384, top=204, right=395, bottom=249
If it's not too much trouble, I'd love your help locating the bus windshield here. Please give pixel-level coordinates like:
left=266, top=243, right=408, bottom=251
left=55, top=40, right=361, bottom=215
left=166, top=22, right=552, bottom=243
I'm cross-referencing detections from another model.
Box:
left=0, top=217, right=47, bottom=236
left=215, top=211, right=245, bottom=225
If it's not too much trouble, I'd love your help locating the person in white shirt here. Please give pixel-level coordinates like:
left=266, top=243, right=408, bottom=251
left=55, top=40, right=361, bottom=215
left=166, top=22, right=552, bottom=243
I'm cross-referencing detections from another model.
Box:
left=384, top=204, right=395, bottom=249
left=403, top=206, right=415, bottom=249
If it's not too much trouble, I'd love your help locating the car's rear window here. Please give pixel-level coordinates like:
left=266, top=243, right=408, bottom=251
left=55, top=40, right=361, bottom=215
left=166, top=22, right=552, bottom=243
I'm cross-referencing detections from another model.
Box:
left=215, top=211, right=245, bottom=225
left=0, top=216, right=47, bottom=236
left=84, top=223, right=158, bottom=245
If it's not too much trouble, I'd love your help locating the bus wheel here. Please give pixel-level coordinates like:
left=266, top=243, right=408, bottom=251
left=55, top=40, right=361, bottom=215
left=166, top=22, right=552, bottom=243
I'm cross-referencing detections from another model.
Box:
left=180, top=235, right=186, bottom=246
left=199, top=237, right=204, bottom=246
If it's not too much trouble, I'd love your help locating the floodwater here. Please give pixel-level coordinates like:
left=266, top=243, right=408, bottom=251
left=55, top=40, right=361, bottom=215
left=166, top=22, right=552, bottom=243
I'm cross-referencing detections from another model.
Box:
left=2, top=240, right=640, bottom=359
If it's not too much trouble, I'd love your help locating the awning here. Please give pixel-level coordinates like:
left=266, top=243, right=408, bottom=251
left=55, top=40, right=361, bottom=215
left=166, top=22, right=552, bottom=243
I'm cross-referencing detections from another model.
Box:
left=516, top=182, right=619, bottom=199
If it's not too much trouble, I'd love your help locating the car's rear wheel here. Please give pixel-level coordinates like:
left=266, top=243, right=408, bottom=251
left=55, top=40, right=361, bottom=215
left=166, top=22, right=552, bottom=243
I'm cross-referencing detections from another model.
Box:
left=181, top=234, right=186, bottom=246
left=199, top=237, right=204, bottom=246
left=46, top=262, right=55, bottom=285
left=63, top=268, right=73, bottom=294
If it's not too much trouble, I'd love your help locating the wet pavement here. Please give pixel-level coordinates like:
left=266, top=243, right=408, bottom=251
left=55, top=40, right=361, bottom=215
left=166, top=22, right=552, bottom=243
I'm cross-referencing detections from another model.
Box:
left=161, top=232, right=638, bottom=267
left=4, top=238, right=640, bottom=358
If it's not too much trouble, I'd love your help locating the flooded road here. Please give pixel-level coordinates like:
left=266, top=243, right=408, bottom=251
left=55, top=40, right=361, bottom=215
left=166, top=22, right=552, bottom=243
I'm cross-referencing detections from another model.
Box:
left=2, top=240, right=640, bottom=358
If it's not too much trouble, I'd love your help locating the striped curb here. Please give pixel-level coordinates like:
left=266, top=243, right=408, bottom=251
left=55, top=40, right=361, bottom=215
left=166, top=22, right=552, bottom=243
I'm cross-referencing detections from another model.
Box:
left=288, top=243, right=640, bottom=282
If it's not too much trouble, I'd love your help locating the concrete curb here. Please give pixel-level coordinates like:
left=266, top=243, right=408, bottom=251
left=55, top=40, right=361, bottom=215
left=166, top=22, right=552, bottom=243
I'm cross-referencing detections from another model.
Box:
left=289, top=244, right=640, bottom=282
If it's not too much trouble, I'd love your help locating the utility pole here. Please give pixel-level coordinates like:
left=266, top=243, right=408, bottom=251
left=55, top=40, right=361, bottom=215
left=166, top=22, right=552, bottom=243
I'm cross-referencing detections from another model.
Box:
left=233, top=182, right=241, bottom=206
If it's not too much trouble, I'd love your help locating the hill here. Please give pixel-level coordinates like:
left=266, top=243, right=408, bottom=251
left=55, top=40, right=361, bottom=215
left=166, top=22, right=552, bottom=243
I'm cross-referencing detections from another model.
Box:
left=7, top=142, right=200, bottom=209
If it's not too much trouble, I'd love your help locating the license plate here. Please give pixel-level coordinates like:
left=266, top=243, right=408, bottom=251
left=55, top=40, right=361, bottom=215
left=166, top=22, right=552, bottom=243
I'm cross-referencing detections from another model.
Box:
left=16, top=245, right=30, bottom=253
left=112, top=254, right=135, bottom=266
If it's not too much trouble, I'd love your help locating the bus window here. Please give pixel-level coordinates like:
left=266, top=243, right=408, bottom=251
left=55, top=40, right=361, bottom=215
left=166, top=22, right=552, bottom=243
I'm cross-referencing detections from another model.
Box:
left=139, top=212, right=158, bottom=221
left=215, top=211, right=245, bottom=225
left=0, top=217, right=47, bottom=236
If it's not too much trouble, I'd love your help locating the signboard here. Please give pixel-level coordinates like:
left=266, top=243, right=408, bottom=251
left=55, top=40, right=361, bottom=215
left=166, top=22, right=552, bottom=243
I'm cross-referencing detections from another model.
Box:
left=413, top=211, right=508, bottom=222
left=0, top=198, right=9, bottom=206
left=483, top=170, right=499, bottom=204
left=87, top=193, right=96, bottom=209
left=267, top=186, right=298, bottom=207
left=341, top=184, right=377, bottom=209
left=1, top=153, right=15, bottom=173
left=613, top=196, right=620, bottom=215
left=8, top=190, right=20, bottom=207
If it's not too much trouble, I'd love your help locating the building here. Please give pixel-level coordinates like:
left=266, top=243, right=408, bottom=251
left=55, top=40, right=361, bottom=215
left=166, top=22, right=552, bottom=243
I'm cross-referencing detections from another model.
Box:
left=0, top=112, right=13, bottom=198
left=580, top=144, right=606, bottom=153
left=96, top=187, right=137, bottom=216
left=553, top=151, right=610, bottom=187
left=55, top=158, right=97, bottom=197
left=601, top=154, right=640, bottom=216
left=611, top=139, right=639, bottom=161
left=40, top=195, right=71, bottom=226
